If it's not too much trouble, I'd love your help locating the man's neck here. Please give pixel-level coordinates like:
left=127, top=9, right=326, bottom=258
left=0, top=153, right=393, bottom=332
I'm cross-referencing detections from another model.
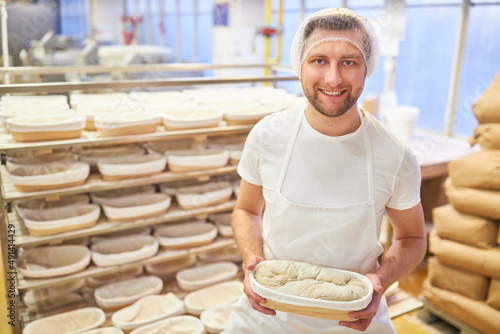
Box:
left=304, top=103, right=362, bottom=137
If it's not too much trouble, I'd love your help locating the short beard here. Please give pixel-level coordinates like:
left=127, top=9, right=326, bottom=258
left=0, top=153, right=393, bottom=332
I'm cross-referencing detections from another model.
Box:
left=308, top=91, right=358, bottom=118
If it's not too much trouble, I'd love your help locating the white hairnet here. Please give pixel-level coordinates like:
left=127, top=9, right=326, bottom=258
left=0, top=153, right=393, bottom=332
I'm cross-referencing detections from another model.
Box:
left=290, top=7, right=380, bottom=78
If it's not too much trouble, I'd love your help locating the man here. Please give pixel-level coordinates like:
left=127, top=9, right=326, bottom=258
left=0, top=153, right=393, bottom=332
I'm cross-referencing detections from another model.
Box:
left=224, top=7, right=426, bottom=333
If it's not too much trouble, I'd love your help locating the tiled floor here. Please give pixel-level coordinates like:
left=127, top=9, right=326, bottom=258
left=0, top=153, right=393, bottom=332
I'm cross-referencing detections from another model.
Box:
left=395, top=259, right=460, bottom=334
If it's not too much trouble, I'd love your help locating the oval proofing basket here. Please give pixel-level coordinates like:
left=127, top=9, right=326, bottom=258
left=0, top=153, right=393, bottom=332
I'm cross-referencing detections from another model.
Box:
left=250, top=260, right=373, bottom=322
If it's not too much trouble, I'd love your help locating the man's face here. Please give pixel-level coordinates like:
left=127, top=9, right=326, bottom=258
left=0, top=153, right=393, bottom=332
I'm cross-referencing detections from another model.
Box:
left=300, top=29, right=367, bottom=118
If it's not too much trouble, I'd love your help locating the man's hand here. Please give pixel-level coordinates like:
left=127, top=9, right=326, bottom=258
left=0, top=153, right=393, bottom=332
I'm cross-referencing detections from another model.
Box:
left=338, top=274, right=384, bottom=331
left=243, top=255, right=276, bottom=316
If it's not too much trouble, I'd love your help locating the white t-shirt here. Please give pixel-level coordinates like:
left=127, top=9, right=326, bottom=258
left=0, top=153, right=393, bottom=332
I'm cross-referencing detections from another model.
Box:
left=237, top=104, right=421, bottom=229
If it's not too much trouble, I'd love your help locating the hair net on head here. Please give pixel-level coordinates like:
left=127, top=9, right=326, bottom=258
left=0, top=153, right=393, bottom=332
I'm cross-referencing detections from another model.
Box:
left=290, top=7, right=380, bottom=78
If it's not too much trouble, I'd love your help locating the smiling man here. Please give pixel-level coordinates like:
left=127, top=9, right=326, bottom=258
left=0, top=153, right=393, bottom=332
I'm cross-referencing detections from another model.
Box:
left=224, top=7, right=426, bottom=334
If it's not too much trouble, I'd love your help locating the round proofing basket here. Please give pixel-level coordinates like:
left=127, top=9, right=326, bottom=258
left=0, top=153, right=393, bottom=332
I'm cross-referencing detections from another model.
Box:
left=17, top=245, right=91, bottom=278
left=91, top=235, right=159, bottom=267
left=184, top=280, right=244, bottom=316
left=154, top=222, right=217, bottom=250
left=101, top=193, right=171, bottom=222
left=176, top=181, right=233, bottom=210
left=162, top=108, right=223, bottom=130
left=200, top=301, right=236, bottom=334
left=97, top=152, right=167, bottom=181
left=111, top=293, right=185, bottom=331
left=94, top=112, right=160, bottom=137
left=223, top=105, right=280, bottom=126
left=166, top=149, right=229, bottom=172
left=94, top=275, right=163, bottom=310
left=6, top=152, right=78, bottom=171
left=6, top=115, right=85, bottom=142
left=90, top=185, right=155, bottom=205
left=208, top=212, right=233, bottom=237
left=79, top=327, right=124, bottom=334
left=15, top=193, right=90, bottom=217
left=22, top=204, right=101, bottom=237
left=90, top=226, right=152, bottom=244
left=87, top=266, right=144, bottom=288
left=129, top=315, right=204, bottom=334
left=9, top=162, right=90, bottom=192
left=176, top=261, right=238, bottom=291
left=23, top=307, right=105, bottom=334
left=23, top=279, right=85, bottom=307
left=250, top=261, right=373, bottom=321
left=78, top=144, right=145, bottom=169
left=144, top=254, right=196, bottom=280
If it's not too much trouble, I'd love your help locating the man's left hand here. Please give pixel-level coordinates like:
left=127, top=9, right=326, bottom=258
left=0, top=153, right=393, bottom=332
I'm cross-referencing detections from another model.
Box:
left=338, top=274, right=384, bottom=331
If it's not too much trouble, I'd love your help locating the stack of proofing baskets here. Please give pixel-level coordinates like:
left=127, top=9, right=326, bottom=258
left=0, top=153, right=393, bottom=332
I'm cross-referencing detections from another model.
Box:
left=423, top=72, right=500, bottom=334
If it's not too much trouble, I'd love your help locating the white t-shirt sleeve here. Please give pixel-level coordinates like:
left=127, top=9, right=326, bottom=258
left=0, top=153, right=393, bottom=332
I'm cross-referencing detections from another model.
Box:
left=237, top=123, right=263, bottom=186
left=386, top=148, right=422, bottom=210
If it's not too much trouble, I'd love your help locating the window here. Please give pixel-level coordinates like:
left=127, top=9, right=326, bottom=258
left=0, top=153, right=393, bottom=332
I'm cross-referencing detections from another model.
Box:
left=395, top=4, right=461, bottom=133
left=455, top=2, right=500, bottom=137
left=60, top=0, right=89, bottom=40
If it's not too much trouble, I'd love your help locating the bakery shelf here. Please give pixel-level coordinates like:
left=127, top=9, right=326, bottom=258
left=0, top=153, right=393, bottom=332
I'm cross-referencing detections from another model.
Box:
left=0, top=74, right=297, bottom=94
left=0, top=65, right=294, bottom=332
left=0, top=62, right=274, bottom=75
left=9, top=200, right=236, bottom=248
left=1, top=165, right=237, bottom=202
left=0, top=124, right=253, bottom=154
left=16, top=238, right=236, bottom=291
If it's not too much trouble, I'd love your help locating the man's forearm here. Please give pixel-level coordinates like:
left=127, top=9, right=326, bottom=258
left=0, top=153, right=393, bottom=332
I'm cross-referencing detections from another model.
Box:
left=376, top=236, right=427, bottom=291
left=231, top=207, right=264, bottom=266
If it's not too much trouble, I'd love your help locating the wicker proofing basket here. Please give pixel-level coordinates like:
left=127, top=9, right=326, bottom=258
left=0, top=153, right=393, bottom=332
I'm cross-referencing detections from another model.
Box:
left=250, top=261, right=373, bottom=322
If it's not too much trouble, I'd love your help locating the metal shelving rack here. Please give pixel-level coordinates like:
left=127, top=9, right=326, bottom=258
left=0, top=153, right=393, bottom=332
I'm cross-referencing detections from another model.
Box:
left=0, top=63, right=298, bottom=331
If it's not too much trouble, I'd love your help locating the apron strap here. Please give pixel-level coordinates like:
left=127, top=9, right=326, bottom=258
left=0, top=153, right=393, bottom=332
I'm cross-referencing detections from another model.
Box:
left=360, top=111, right=375, bottom=201
left=276, top=110, right=303, bottom=193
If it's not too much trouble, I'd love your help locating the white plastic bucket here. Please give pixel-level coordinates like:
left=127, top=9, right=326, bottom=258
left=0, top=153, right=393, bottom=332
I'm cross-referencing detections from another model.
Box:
left=384, top=106, right=420, bottom=141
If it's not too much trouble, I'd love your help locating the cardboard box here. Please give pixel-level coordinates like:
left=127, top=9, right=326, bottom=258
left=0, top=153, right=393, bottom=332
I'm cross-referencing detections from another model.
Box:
left=433, top=204, right=498, bottom=248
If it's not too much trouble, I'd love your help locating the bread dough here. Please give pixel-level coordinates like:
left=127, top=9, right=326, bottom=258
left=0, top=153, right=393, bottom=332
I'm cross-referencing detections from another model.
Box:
left=254, top=261, right=369, bottom=301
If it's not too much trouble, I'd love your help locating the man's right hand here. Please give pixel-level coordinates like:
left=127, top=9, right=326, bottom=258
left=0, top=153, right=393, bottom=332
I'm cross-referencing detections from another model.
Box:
left=243, top=255, right=276, bottom=316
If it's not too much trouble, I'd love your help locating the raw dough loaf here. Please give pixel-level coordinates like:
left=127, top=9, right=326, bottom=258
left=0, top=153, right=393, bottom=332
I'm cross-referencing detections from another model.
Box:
left=254, top=261, right=369, bottom=302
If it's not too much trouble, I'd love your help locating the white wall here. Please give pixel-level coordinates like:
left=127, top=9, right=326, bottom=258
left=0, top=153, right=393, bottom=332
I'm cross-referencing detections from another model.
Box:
left=212, top=0, right=265, bottom=77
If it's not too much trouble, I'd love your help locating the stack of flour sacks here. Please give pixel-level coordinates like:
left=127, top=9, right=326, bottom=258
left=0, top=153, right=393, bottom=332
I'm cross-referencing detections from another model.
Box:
left=424, top=72, right=500, bottom=334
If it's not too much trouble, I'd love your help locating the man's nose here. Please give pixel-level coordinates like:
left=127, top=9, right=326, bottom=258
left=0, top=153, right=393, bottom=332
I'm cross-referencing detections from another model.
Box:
left=324, top=64, right=342, bottom=86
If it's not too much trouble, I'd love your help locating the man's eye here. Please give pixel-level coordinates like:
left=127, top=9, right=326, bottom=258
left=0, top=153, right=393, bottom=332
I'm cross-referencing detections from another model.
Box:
left=344, top=60, right=354, bottom=66
left=314, top=59, right=325, bottom=65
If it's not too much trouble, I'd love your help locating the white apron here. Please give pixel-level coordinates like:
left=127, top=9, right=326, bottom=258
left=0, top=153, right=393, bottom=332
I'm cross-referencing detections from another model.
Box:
left=224, top=109, right=396, bottom=334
